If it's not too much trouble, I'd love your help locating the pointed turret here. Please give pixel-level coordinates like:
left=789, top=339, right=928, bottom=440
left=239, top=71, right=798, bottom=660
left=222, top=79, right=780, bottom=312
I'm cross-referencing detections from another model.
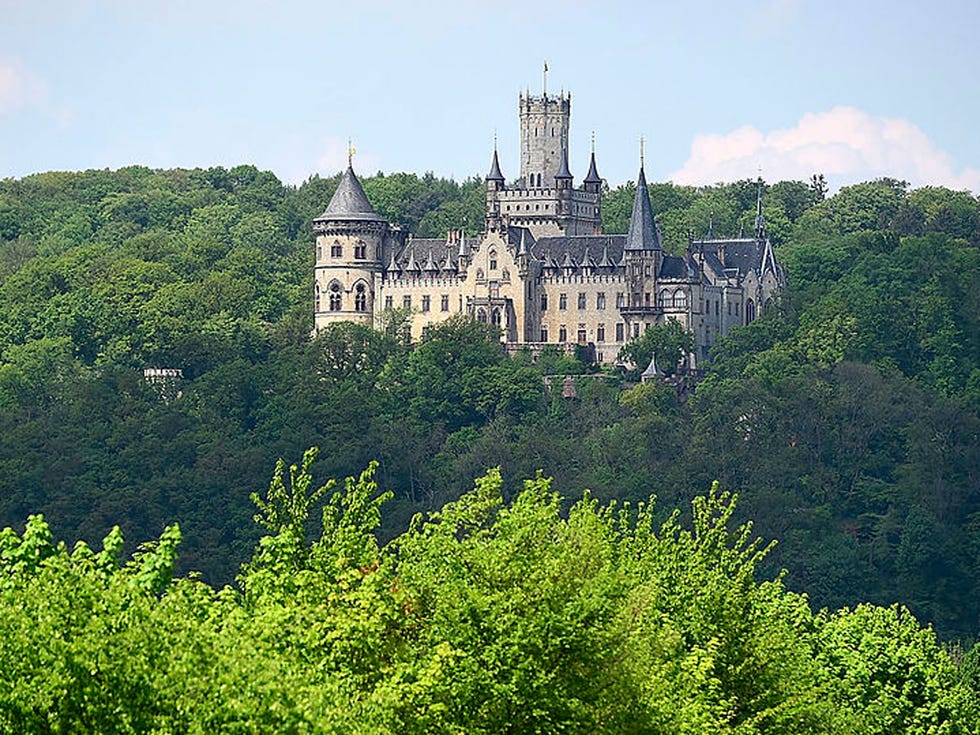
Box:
left=317, top=165, right=382, bottom=222
left=517, top=229, right=528, bottom=258
left=555, top=143, right=573, bottom=189
left=583, top=148, right=602, bottom=194
left=487, top=148, right=505, bottom=190
left=641, top=352, right=663, bottom=382
left=423, top=248, right=438, bottom=273
left=386, top=250, right=401, bottom=278
left=597, top=244, right=614, bottom=270
left=624, top=165, right=661, bottom=251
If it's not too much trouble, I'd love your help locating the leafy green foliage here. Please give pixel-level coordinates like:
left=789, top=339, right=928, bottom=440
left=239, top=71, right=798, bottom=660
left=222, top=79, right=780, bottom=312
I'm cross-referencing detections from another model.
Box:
left=0, top=460, right=976, bottom=731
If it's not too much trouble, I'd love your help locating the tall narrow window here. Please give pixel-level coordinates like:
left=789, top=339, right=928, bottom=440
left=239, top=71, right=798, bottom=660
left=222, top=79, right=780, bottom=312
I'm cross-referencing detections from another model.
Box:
left=354, top=283, right=367, bottom=312
left=354, top=241, right=367, bottom=260
left=559, top=325, right=567, bottom=342
left=331, top=241, right=342, bottom=258
left=577, top=292, right=586, bottom=310
left=385, top=295, right=393, bottom=309
left=597, top=324, right=605, bottom=342
left=421, top=295, right=430, bottom=312
left=441, top=294, right=449, bottom=311
left=616, top=323, right=624, bottom=342
left=403, top=295, right=412, bottom=309
left=540, top=326, right=549, bottom=342
left=315, top=283, right=321, bottom=312
left=540, top=293, right=548, bottom=311
left=329, top=283, right=342, bottom=311
left=559, top=293, right=568, bottom=310
left=597, top=292, right=606, bottom=310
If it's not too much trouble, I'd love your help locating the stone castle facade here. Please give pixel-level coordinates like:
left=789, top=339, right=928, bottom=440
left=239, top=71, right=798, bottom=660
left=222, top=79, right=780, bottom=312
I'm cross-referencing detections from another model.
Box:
left=313, top=86, right=784, bottom=367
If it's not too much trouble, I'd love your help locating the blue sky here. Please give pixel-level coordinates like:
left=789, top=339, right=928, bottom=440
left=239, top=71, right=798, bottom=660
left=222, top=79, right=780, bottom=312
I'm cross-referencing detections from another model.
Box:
left=1, top=0, right=978, bottom=193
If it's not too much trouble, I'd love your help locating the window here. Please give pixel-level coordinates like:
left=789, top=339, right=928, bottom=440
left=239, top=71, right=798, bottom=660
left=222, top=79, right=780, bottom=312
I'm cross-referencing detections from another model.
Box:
left=616, top=292, right=625, bottom=308
left=491, top=308, right=502, bottom=327
left=559, top=325, right=567, bottom=342
left=645, top=265, right=651, bottom=277
left=728, top=302, right=732, bottom=316
left=489, top=250, right=497, bottom=270
left=540, top=293, right=548, bottom=311
left=441, top=294, right=449, bottom=312
left=674, top=290, right=688, bottom=309
left=354, top=283, right=367, bottom=312
left=540, top=326, right=549, bottom=342
left=403, top=295, right=412, bottom=309
left=597, top=324, right=605, bottom=342
left=597, top=292, right=606, bottom=310
left=715, top=300, right=720, bottom=317
left=329, top=282, right=342, bottom=311
left=354, top=241, right=367, bottom=260
left=735, top=302, right=740, bottom=316
left=616, top=323, right=624, bottom=342
left=632, top=323, right=640, bottom=338
left=577, top=328, right=587, bottom=344
left=421, top=295, right=430, bottom=312
left=317, top=246, right=322, bottom=260
left=644, top=292, right=651, bottom=307
left=659, top=289, right=670, bottom=308
left=315, top=283, right=321, bottom=312
left=331, top=241, right=342, bottom=258
left=559, top=293, right=568, bottom=310
left=477, top=308, right=487, bottom=323
left=578, top=292, right=586, bottom=310
left=385, top=295, right=393, bottom=309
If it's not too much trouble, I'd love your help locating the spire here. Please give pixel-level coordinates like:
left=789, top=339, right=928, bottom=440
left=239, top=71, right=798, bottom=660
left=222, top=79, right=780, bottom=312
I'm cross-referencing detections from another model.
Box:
left=457, top=230, right=468, bottom=260
left=624, top=163, right=661, bottom=251
left=583, top=134, right=601, bottom=186
left=386, top=250, right=401, bottom=276
left=707, top=211, right=715, bottom=240
left=597, top=243, right=614, bottom=269
left=317, top=164, right=381, bottom=222
left=517, top=229, right=528, bottom=257
left=423, top=248, right=437, bottom=273
left=555, top=143, right=573, bottom=183
left=487, top=146, right=504, bottom=184
left=579, top=247, right=593, bottom=270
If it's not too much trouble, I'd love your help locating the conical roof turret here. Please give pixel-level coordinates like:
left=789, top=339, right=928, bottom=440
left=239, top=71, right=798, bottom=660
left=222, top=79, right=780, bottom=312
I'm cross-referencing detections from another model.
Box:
left=317, top=165, right=382, bottom=222
left=487, top=148, right=505, bottom=183
left=624, top=165, right=661, bottom=251
left=584, top=150, right=601, bottom=185
left=555, top=145, right=572, bottom=181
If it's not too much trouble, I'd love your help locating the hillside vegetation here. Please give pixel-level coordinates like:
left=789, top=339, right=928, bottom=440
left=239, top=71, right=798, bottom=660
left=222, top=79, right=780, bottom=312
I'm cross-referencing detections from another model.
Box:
left=0, top=166, right=978, bottom=646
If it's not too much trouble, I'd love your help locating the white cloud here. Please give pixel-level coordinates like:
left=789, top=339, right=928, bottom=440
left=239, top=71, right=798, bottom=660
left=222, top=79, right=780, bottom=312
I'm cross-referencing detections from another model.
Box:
left=670, top=107, right=980, bottom=194
left=0, top=59, right=44, bottom=115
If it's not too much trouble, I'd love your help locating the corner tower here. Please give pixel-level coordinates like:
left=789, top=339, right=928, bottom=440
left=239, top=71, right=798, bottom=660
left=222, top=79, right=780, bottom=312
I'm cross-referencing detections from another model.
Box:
left=519, top=90, right=570, bottom=188
left=313, top=163, right=387, bottom=331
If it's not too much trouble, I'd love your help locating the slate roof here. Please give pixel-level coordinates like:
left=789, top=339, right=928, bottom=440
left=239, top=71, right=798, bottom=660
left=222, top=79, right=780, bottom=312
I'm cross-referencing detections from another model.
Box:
left=555, top=146, right=573, bottom=180
left=659, top=255, right=693, bottom=279
left=533, top=235, right=626, bottom=266
left=696, top=239, right=765, bottom=280
left=487, top=149, right=504, bottom=182
left=316, top=166, right=383, bottom=222
left=624, top=166, right=661, bottom=251
left=583, top=151, right=601, bottom=185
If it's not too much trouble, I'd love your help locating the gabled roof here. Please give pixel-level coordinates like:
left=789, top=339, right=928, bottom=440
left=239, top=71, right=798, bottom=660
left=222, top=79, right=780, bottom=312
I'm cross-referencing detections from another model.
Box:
left=624, top=166, right=661, bottom=251
left=317, top=166, right=382, bottom=222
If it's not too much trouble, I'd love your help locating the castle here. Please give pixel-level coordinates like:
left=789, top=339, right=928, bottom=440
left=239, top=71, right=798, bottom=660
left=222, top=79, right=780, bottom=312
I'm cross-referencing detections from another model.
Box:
left=313, top=85, right=784, bottom=367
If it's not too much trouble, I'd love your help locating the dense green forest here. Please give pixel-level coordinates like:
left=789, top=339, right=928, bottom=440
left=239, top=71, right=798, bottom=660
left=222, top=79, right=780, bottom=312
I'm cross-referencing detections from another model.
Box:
left=0, top=160, right=978, bottom=662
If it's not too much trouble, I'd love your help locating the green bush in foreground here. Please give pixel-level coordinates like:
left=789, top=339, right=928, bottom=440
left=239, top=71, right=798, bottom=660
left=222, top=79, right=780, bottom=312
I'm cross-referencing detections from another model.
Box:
left=0, top=450, right=976, bottom=733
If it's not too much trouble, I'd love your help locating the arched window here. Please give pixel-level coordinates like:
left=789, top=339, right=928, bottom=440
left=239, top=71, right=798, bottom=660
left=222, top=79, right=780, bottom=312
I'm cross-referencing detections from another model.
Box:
left=331, top=240, right=342, bottom=258
left=491, top=308, right=502, bottom=327
left=745, top=299, right=756, bottom=323
left=477, top=308, right=487, bottom=323
left=659, top=289, right=671, bottom=308
left=489, top=250, right=497, bottom=271
left=354, top=282, right=367, bottom=312
left=764, top=297, right=774, bottom=313
left=673, top=289, right=688, bottom=309
left=354, top=241, right=367, bottom=260
left=328, top=282, right=342, bottom=311
left=315, top=282, right=321, bottom=312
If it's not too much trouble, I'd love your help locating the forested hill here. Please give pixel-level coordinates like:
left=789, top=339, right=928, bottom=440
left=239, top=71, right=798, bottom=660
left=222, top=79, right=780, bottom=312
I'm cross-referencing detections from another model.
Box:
left=0, top=165, right=978, bottom=642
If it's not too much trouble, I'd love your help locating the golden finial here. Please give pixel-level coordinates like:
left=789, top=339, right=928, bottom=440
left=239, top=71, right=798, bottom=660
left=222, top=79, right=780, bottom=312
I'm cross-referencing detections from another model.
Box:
left=640, top=136, right=645, bottom=170
left=348, top=138, right=355, bottom=168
